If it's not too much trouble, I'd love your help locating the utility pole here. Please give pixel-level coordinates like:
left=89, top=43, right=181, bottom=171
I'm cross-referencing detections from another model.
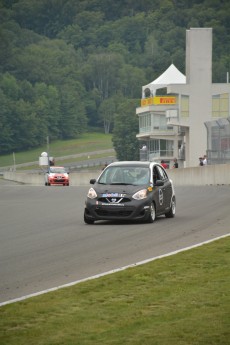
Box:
left=13, top=152, right=16, bottom=171
left=47, top=136, right=49, bottom=157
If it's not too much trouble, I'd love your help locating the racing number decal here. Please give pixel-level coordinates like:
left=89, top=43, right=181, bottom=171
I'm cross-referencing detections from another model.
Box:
left=159, top=189, right=163, bottom=206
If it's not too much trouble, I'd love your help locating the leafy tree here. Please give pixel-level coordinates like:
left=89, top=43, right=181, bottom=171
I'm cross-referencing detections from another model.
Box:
left=20, top=79, right=35, bottom=103
left=86, top=52, right=124, bottom=100
left=107, top=42, right=129, bottom=57
left=0, top=89, right=14, bottom=153
left=0, top=25, right=14, bottom=71
left=98, top=98, right=115, bottom=134
left=57, top=23, right=83, bottom=49
left=84, top=88, right=101, bottom=127
left=0, top=72, right=20, bottom=100
left=13, top=39, right=81, bottom=85
left=59, top=84, right=87, bottom=139
left=34, top=82, right=61, bottom=140
left=119, top=64, right=147, bottom=98
left=11, top=0, right=70, bottom=38
left=112, top=99, right=140, bottom=161
left=13, top=98, right=43, bottom=149
left=113, top=13, right=147, bottom=53
left=98, top=95, right=122, bottom=134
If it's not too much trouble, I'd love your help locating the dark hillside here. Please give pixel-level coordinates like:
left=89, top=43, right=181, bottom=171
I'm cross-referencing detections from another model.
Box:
left=0, top=0, right=229, bottom=154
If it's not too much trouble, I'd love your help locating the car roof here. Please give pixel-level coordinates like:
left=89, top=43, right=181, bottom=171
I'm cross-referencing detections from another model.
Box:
left=49, top=166, right=66, bottom=171
left=50, top=166, right=65, bottom=168
left=107, top=161, right=159, bottom=168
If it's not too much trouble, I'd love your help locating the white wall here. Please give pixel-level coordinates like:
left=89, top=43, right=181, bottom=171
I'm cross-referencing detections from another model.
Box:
left=4, top=165, right=230, bottom=186
left=168, top=164, right=230, bottom=186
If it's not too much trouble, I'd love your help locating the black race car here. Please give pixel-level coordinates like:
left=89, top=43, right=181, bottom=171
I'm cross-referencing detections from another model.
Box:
left=84, top=161, right=176, bottom=224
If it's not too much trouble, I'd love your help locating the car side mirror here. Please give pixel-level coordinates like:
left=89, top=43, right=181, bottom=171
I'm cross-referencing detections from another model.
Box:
left=90, top=179, right=96, bottom=184
left=155, top=180, right=164, bottom=186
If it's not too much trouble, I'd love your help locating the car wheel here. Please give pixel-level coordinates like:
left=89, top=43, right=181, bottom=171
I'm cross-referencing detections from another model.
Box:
left=84, top=211, right=95, bottom=224
left=146, top=202, right=156, bottom=223
left=165, top=196, right=176, bottom=218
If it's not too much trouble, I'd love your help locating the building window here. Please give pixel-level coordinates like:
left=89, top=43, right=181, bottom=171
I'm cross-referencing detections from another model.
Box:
left=149, top=139, right=174, bottom=158
left=181, top=95, right=189, bottom=117
left=205, top=117, right=230, bottom=164
left=139, top=113, right=151, bottom=133
left=212, top=93, right=229, bottom=118
left=152, top=113, right=165, bottom=130
left=139, top=112, right=174, bottom=133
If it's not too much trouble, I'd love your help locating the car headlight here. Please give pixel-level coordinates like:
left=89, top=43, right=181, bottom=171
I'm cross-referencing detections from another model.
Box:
left=87, top=187, right=97, bottom=199
left=132, top=189, right=148, bottom=200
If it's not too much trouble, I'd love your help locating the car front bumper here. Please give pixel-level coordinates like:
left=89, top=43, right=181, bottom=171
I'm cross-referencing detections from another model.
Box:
left=85, top=198, right=151, bottom=221
left=48, top=178, right=69, bottom=185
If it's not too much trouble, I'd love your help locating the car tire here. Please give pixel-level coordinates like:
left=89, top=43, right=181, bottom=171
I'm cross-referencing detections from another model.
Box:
left=146, top=202, right=156, bottom=223
left=84, top=211, right=95, bottom=224
left=165, top=196, right=176, bottom=218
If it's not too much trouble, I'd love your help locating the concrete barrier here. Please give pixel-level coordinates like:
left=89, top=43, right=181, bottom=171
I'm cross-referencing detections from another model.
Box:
left=167, top=164, right=230, bottom=186
left=3, top=164, right=230, bottom=186
left=3, top=171, right=102, bottom=186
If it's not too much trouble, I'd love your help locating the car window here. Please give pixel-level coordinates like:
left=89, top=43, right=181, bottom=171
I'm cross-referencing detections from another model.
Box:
left=99, top=167, right=118, bottom=184
left=153, top=166, right=159, bottom=183
left=155, top=165, right=168, bottom=180
left=49, top=167, right=66, bottom=173
left=98, top=166, right=149, bottom=185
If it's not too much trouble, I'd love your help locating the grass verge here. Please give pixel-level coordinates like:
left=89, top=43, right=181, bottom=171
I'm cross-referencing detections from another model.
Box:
left=0, top=237, right=229, bottom=345
left=16, top=153, right=115, bottom=171
left=0, top=133, right=113, bottom=167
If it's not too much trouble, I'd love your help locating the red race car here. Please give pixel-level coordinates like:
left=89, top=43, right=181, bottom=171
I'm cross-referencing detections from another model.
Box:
left=45, top=166, right=69, bottom=186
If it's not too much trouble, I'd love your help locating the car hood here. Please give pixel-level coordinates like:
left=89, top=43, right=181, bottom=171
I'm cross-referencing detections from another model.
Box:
left=94, top=183, right=149, bottom=196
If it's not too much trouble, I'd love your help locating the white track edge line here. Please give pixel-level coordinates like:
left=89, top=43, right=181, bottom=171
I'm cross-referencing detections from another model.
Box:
left=1, top=233, right=229, bottom=307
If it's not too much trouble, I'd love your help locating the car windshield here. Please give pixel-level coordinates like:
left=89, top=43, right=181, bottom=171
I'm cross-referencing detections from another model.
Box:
left=49, top=167, right=66, bottom=174
left=98, top=166, right=150, bottom=185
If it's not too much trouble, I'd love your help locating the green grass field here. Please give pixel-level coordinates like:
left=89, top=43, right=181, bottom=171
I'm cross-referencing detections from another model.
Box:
left=0, top=237, right=229, bottom=345
left=0, top=133, right=113, bottom=167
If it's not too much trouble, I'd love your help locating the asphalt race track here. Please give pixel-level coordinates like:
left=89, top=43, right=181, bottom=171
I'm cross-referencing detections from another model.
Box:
left=1, top=179, right=230, bottom=304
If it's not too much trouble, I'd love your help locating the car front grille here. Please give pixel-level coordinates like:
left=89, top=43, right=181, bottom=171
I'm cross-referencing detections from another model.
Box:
left=95, top=208, right=133, bottom=217
left=98, top=197, right=130, bottom=203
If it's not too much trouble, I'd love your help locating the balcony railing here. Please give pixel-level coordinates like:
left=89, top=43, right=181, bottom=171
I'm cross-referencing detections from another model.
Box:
left=140, top=149, right=174, bottom=161
left=139, top=126, right=175, bottom=134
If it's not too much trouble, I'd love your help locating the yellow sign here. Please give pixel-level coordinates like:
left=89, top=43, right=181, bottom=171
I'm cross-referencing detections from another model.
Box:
left=141, top=97, right=154, bottom=107
left=141, top=96, right=177, bottom=107
left=155, top=96, right=177, bottom=104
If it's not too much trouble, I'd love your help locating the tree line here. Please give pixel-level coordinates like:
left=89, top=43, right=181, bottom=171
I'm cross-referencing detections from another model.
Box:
left=0, top=0, right=229, bottom=159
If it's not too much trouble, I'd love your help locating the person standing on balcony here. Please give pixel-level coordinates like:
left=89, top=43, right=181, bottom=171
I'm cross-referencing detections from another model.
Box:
left=140, top=144, right=147, bottom=161
left=161, top=160, right=168, bottom=169
left=199, top=157, right=204, bottom=166
left=172, top=158, right=178, bottom=168
left=203, top=155, right=207, bottom=165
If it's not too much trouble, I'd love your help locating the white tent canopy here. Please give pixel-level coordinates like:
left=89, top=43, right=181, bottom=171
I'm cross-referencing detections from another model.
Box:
left=142, top=63, right=186, bottom=98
